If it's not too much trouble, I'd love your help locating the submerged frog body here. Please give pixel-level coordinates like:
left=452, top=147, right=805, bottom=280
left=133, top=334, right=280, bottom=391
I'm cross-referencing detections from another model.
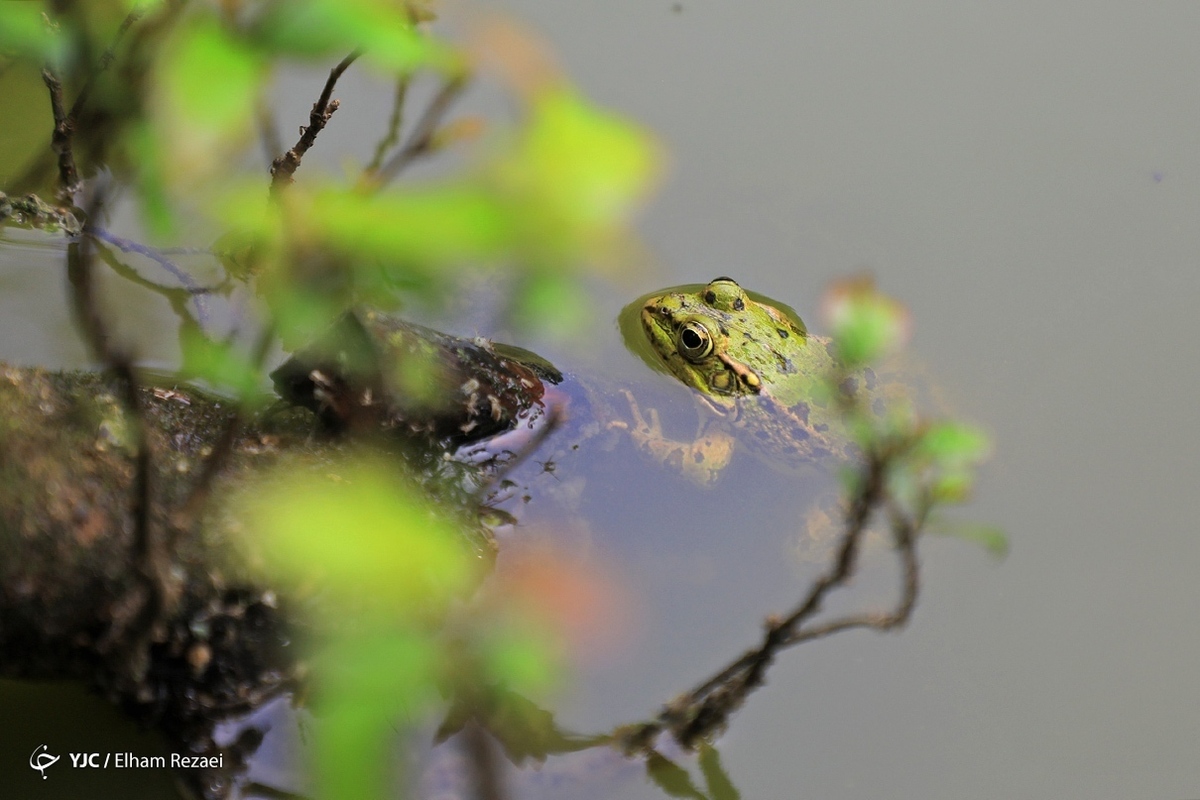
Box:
left=628, top=277, right=864, bottom=484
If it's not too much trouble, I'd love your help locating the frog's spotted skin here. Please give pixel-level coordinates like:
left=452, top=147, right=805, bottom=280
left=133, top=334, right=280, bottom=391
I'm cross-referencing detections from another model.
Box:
left=630, top=277, right=860, bottom=482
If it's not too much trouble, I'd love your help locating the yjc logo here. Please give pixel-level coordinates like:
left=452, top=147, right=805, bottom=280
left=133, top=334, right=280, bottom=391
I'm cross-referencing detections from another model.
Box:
left=29, top=744, right=60, bottom=779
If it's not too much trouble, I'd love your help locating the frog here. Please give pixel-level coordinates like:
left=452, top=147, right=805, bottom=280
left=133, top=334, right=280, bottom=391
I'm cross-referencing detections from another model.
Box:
left=618, top=276, right=867, bottom=485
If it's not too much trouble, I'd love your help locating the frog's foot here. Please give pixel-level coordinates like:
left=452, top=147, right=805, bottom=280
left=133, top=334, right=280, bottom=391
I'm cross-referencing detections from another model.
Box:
left=613, top=390, right=735, bottom=486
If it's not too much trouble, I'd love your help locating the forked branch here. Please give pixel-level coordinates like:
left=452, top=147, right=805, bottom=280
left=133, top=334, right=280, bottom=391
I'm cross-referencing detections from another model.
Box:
left=618, top=441, right=929, bottom=752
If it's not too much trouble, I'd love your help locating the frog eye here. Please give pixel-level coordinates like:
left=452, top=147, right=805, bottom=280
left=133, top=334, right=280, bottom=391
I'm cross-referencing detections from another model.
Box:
left=677, top=321, right=713, bottom=361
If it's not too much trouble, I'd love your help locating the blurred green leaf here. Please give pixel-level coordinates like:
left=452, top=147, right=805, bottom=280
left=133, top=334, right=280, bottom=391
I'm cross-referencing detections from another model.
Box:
left=837, top=463, right=864, bottom=498
left=926, top=517, right=1009, bottom=558
left=883, top=462, right=920, bottom=512
left=913, top=421, right=991, bottom=465
left=514, top=88, right=659, bottom=222
left=508, top=271, right=590, bottom=335
left=267, top=284, right=347, bottom=349
left=127, top=121, right=177, bottom=237
left=164, top=21, right=262, bottom=129
left=0, top=5, right=65, bottom=66
left=929, top=469, right=976, bottom=504
left=254, top=0, right=459, bottom=73
left=207, top=87, right=657, bottom=309
left=437, top=687, right=606, bottom=764
left=316, top=630, right=441, bottom=800
left=697, top=743, right=740, bottom=800
left=178, top=327, right=262, bottom=400
left=823, top=278, right=910, bottom=368
left=495, top=87, right=660, bottom=269
left=315, top=185, right=515, bottom=267
left=241, top=458, right=474, bottom=618
left=647, top=752, right=708, bottom=799
left=482, top=626, right=559, bottom=697
left=153, top=18, right=264, bottom=187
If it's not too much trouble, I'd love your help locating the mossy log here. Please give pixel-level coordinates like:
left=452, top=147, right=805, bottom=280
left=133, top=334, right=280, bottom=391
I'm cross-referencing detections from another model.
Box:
left=0, top=367, right=304, bottom=751
left=0, top=319, right=557, bottom=791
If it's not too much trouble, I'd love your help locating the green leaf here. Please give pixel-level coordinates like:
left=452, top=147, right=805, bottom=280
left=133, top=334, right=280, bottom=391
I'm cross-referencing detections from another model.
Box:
left=698, top=743, right=741, bottom=800
left=254, top=0, right=459, bottom=73
left=914, top=422, right=991, bottom=465
left=646, top=752, right=708, bottom=799
left=178, top=327, right=263, bottom=399
left=823, top=278, right=910, bottom=368
left=518, top=89, right=659, bottom=224
left=315, top=630, right=442, bottom=800
left=239, top=457, right=474, bottom=619
left=926, top=517, right=1009, bottom=558
left=494, top=88, right=660, bottom=269
left=127, top=122, right=177, bottom=238
left=440, top=686, right=607, bottom=764
left=928, top=469, right=976, bottom=504
left=481, top=626, right=559, bottom=696
left=0, top=5, right=66, bottom=66
left=153, top=18, right=264, bottom=186
left=165, top=22, right=262, bottom=128
left=508, top=271, right=590, bottom=336
left=308, top=184, right=515, bottom=268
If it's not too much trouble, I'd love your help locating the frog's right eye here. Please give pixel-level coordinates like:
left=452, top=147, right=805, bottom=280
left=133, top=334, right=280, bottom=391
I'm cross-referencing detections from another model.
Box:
left=677, top=321, right=713, bottom=361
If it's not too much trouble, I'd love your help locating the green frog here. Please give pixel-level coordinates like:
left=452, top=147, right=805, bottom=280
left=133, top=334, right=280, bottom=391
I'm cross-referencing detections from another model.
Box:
left=618, top=277, right=866, bottom=485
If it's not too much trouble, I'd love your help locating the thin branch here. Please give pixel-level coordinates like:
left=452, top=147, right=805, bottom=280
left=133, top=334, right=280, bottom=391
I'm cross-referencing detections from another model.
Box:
left=42, top=68, right=80, bottom=196
left=694, top=456, right=883, bottom=698
left=782, top=505, right=921, bottom=647
left=257, top=101, right=283, bottom=172
left=68, top=190, right=170, bottom=638
left=463, top=722, right=508, bottom=800
left=362, top=75, right=467, bottom=191
left=31, top=7, right=144, bottom=199
left=269, top=49, right=363, bottom=192
left=65, top=5, right=145, bottom=125
left=617, top=441, right=930, bottom=751
left=364, top=73, right=412, bottom=175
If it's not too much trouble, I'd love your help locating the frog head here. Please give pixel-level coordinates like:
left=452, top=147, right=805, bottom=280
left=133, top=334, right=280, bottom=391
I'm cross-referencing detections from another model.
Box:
left=640, top=277, right=811, bottom=403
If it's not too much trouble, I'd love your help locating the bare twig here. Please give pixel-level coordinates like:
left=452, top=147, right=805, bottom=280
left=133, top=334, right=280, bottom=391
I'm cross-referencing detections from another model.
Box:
left=463, top=722, right=508, bottom=800
left=783, top=499, right=923, bottom=648
left=42, top=68, right=80, bottom=196
left=68, top=191, right=172, bottom=644
left=364, top=73, right=412, bottom=175
left=618, top=439, right=928, bottom=751
left=12, top=5, right=154, bottom=194
left=362, top=75, right=467, bottom=191
left=31, top=7, right=144, bottom=199
left=257, top=101, right=283, bottom=172
left=269, top=49, right=363, bottom=191
left=65, top=5, right=145, bottom=125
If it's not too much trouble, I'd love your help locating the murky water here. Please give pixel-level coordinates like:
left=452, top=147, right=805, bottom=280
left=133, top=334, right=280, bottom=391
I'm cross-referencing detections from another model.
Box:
left=485, top=5, right=1200, bottom=799
left=4, top=3, right=1200, bottom=799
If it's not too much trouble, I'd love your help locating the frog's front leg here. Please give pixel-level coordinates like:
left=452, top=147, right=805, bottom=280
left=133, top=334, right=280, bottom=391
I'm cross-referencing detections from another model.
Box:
left=610, top=390, right=734, bottom=486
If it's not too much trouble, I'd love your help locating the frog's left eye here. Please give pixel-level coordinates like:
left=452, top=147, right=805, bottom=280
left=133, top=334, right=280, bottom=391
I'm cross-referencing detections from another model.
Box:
left=677, top=321, right=713, bottom=361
